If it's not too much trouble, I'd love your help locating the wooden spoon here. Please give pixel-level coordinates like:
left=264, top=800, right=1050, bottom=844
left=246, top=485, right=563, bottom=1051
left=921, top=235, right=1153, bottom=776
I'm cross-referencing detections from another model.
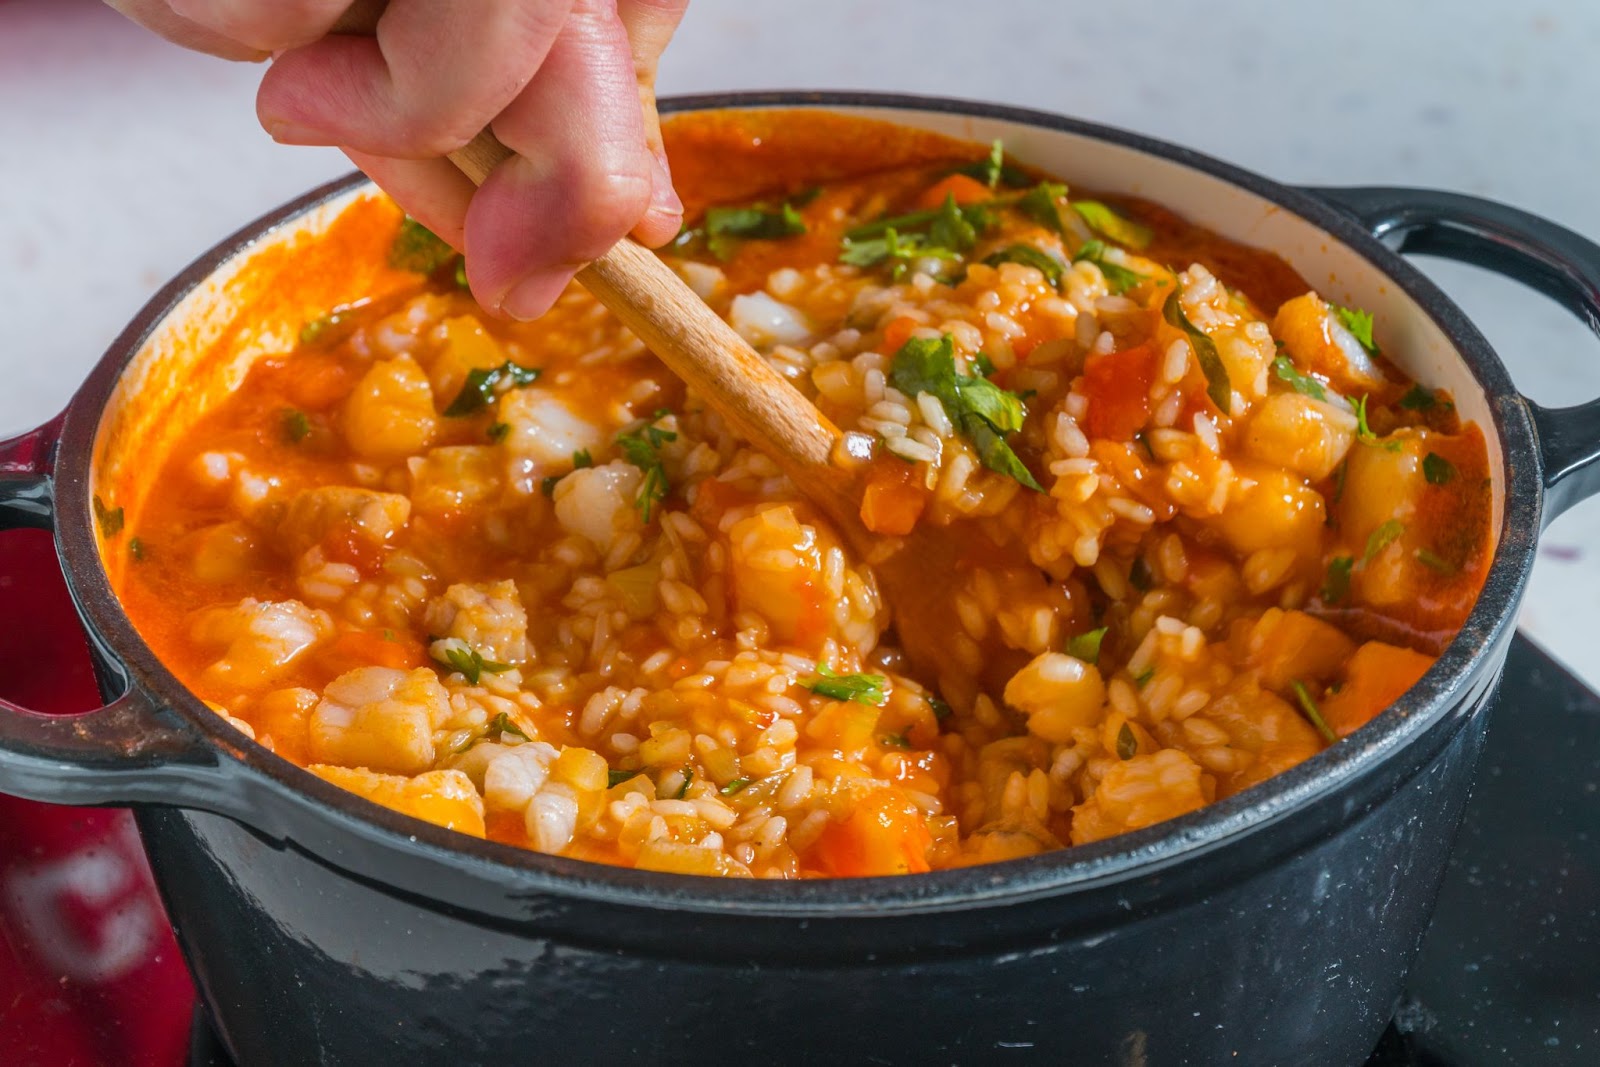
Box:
left=328, top=4, right=982, bottom=701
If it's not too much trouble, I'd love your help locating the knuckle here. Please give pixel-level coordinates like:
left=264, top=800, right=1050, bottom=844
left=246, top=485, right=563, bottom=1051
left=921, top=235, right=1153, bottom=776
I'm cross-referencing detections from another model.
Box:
left=567, top=166, right=654, bottom=255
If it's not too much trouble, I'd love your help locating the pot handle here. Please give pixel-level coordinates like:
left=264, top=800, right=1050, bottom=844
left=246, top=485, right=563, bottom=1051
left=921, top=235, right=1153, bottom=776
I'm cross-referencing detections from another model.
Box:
left=1306, top=186, right=1600, bottom=524
left=0, top=419, right=230, bottom=809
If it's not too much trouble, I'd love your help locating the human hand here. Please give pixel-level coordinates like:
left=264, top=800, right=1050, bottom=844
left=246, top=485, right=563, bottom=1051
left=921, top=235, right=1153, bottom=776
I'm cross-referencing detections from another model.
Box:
left=105, top=0, right=688, bottom=320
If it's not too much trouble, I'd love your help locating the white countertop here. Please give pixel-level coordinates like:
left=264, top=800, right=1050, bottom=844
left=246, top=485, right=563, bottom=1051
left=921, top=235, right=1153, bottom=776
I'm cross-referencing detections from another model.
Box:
left=5, top=0, right=1600, bottom=684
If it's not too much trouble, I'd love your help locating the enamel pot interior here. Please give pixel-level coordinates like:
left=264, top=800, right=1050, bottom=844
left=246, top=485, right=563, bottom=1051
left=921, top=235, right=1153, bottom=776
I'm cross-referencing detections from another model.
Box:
left=58, top=92, right=1538, bottom=924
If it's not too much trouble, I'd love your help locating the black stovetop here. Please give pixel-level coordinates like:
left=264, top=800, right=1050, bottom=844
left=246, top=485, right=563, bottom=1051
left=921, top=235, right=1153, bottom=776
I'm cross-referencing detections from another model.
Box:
left=189, top=634, right=1600, bottom=1067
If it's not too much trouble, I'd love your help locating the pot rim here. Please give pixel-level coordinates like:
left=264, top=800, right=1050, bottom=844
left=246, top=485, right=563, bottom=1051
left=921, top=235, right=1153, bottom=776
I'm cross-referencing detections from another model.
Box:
left=50, top=90, right=1541, bottom=914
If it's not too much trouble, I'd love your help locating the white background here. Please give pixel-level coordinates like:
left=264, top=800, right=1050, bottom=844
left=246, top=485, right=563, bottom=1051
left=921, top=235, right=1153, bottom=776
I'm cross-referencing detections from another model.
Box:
left=4, top=0, right=1600, bottom=682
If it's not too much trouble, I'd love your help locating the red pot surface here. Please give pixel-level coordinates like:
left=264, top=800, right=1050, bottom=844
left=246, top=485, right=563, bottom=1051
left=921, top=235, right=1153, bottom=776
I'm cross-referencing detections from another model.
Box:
left=0, top=528, right=192, bottom=1067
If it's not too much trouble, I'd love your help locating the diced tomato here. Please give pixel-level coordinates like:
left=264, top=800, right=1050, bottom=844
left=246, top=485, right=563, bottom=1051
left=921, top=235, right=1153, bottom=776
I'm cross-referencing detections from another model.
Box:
left=913, top=173, right=994, bottom=210
left=1320, top=641, right=1435, bottom=737
left=810, top=789, right=933, bottom=876
left=1081, top=342, right=1159, bottom=440
left=881, top=314, right=921, bottom=355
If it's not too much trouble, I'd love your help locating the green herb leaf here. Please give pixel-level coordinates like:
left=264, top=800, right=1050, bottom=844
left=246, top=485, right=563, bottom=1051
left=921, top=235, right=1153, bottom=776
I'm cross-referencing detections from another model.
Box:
left=1015, top=182, right=1069, bottom=236
left=454, top=258, right=469, bottom=290
left=388, top=217, right=459, bottom=274
left=1323, top=556, right=1354, bottom=603
left=1333, top=304, right=1379, bottom=354
left=1399, top=384, right=1437, bottom=411
left=1116, top=722, right=1138, bottom=759
left=958, top=138, right=1007, bottom=189
left=539, top=475, right=561, bottom=498
left=1291, top=680, right=1338, bottom=744
left=282, top=408, right=312, bottom=444
left=615, top=414, right=677, bottom=523
left=1072, top=200, right=1154, bottom=250
left=1163, top=289, right=1231, bottom=414
left=1353, top=394, right=1402, bottom=452
left=673, top=768, right=694, bottom=799
left=299, top=302, right=366, bottom=346
left=929, top=697, right=952, bottom=721
left=971, top=353, right=997, bottom=377
left=880, top=729, right=912, bottom=749
left=719, top=777, right=752, bottom=796
left=609, top=768, right=643, bottom=788
left=1129, top=556, right=1153, bottom=591
left=573, top=448, right=594, bottom=469
left=839, top=227, right=960, bottom=281
left=1072, top=238, right=1145, bottom=295
left=928, top=193, right=979, bottom=253
left=704, top=200, right=808, bottom=260
left=1415, top=547, right=1456, bottom=574
left=435, top=644, right=513, bottom=685
left=93, top=495, right=124, bottom=538
left=1271, top=356, right=1327, bottom=402
left=1423, top=452, right=1456, bottom=485
left=1331, top=458, right=1349, bottom=507
left=1065, top=627, right=1108, bottom=665
left=984, top=243, right=1065, bottom=287
left=486, top=422, right=511, bottom=443
left=887, top=335, right=1041, bottom=490
left=487, top=711, right=530, bottom=741
left=1363, top=520, right=1406, bottom=563
left=444, top=360, right=542, bottom=417
left=1134, top=667, right=1156, bottom=687
left=807, top=664, right=888, bottom=706
left=129, top=536, right=146, bottom=561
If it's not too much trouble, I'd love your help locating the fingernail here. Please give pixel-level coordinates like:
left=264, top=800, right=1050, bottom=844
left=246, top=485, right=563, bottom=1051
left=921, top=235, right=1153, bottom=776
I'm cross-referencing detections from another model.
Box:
left=264, top=120, right=328, bottom=146
left=498, top=270, right=573, bottom=322
left=648, top=153, right=683, bottom=220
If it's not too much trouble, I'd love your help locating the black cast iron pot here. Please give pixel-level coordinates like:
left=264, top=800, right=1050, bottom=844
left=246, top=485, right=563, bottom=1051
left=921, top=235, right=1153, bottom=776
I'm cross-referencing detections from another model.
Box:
left=3, top=93, right=1600, bottom=1066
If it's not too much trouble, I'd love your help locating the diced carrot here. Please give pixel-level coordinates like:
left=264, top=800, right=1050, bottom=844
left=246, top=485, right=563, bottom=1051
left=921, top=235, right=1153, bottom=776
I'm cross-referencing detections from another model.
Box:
left=881, top=314, right=920, bottom=355
left=860, top=476, right=926, bottom=536
left=1320, top=641, right=1435, bottom=737
left=284, top=353, right=358, bottom=411
left=1241, top=609, right=1357, bottom=694
left=810, top=789, right=933, bottom=876
left=1081, top=342, right=1159, bottom=440
left=324, top=629, right=428, bottom=673
left=914, top=173, right=994, bottom=210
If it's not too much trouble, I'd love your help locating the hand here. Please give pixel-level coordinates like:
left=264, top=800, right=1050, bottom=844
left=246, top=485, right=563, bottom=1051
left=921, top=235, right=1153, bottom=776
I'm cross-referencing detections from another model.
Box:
left=105, top=0, right=688, bottom=320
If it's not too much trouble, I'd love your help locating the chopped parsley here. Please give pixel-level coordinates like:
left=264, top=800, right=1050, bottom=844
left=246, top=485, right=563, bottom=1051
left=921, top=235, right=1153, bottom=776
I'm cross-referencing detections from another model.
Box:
left=929, top=696, right=953, bottom=721
left=1364, top=519, right=1405, bottom=563
left=1072, top=200, right=1154, bottom=250
left=443, top=360, right=542, bottom=417
left=1333, top=303, right=1379, bottom=354
left=1163, top=289, right=1232, bottom=414
left=1271, top=356, right=1328, bottom=402
left=1415, top=547, right=1456, bottom=574
left=539, top=474, right=561, bottom=498
left=573, top=448, right=594, bottom=469
left=281, top=408, right=312, bottom=444
left=719, top=777, right=752, bottom=796
left=434, top=644, right=513, bottom=685
left=700, top=199, right=808, bottom=260
left=1116, top=722, right=1138, bottom=759
left=954, top=139, right=1023, bottom=189
left=128, top=536, right=146, bottom=561
left=388, top=217, right=459, bottom=275
left=1129, top=556, right=1153, bottom=591
left=615, top=414, right=677, bottom=523
left=1134, top=667, right=1156, bottom=687
left=1399, top=384, right=1438, bottom=411
left=1291, top=680, right=1338, bottom=744
left=806, top=664, right=888, bottom=706
left=486, top=711, right=530, bottom=741
left=608, top=768, right=644, bottom=788
left=983, top=243, right=1065, bottom=287
left=541, top=448, right=594, bottom=495
left=1015, top=182, right=1068, bottom=236
left=839, top=227, right=960, bottom=281
left=1423, top=452, right=1456, bottom=485
left=1323, top=556, right=1354, bottom=603
left=1073, top=239, right=1145, bottom=295
left=92, top=495, right=124, bottom=538
left=673, top=768, right=694, bottom=799
left=928, top=193, right=980, bottom=254
left=1352, top=395, right=1402, bottom=452
left=298, top=302, right=366, bottom=346
left=486, top=422, right=511, bottom=443
left=1065, top=626, right=1108, bottom=665
left=880, top=729, right=912, bottom=749
left=888, top=334, right=1041, bottom=490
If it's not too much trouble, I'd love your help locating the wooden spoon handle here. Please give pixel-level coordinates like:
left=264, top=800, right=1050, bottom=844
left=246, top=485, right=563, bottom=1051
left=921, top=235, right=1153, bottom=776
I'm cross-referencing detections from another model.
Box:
left=326, top=2, right=861, bottom=529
